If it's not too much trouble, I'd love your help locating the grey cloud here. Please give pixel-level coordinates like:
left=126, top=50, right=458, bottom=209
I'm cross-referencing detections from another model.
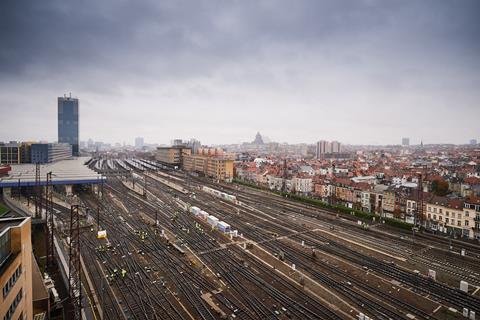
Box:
left=0, top=0, right=479, bottom=145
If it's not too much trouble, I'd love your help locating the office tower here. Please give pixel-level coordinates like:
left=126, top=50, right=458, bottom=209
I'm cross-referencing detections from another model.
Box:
left=135, top=137, right=144, bottom=150
left=58, top=95, right=79, bottom=156
left=402, top=137, right=410, bottom=146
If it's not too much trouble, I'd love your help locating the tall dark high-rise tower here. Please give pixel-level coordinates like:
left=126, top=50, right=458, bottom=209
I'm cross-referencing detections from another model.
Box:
left=58, top=95, right=79, bottom=156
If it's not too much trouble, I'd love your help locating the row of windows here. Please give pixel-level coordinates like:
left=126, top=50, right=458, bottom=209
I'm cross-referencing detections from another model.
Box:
left=3, top=265, right=22, bottom=298
left=428, top=214, right=468, bottom=227
left=3, top=287, right=22, bottom=320
left=427, top=206, right=467, bottom=219
left=465, top=203, right=480, bottom=211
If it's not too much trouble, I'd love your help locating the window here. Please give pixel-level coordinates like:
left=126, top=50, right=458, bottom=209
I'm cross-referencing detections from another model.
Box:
left=446, top=218, right=449, bottom=224
left=439, top=216, right=443, bottom=221
left=433, top=215, right=437, bottom=220
left=2, top=264, right=22, bottom=298
left=3, top=287, right=23, bottom=320
left=446, top=211, right=449, bottom=217
left=458, top=213, right=462, bottom=219
left=433, top=208, right=437, bottom=213
left=428, top=214, right=431, bottom=219
left=439, top=209, right=443, bottom=214
left=458, top=221, right=461, bottom=226
left=465, top=220, right=469, bottom=227
left=465, top=211, right=470, bottom=217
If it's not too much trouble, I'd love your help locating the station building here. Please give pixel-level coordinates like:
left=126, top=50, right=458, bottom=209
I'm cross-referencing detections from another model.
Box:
left=0, top=157, right=106, bottom=197
left=0, top=142, right=22, bottom=165
left=30, top=143, right=72, bottom=164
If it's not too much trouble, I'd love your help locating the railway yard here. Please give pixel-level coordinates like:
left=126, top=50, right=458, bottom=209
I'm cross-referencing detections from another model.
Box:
left=48, top=158, right=480, bottom=320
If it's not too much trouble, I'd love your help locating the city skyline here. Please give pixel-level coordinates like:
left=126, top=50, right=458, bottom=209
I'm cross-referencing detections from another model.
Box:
left=1, top=1, right=479, bottom=145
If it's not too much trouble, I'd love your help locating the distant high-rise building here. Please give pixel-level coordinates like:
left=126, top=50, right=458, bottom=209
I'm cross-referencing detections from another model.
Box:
left=316, top=140, right=341, bottom=159
left=402, top=137, right=410, bottom=146
left=315, top=140, right=329, bottom=158
left=470, top=139, right=477, bottom=145
left=330, top=141, right=341, bottom=153
left=172, top=139, right=184, bottom=147
left=58, top=95, right=79, bottom=156
left=135, top=137, right=144, bottom=150
left=252, top=132, right=264, bottom=144
left=187, top=138, right=201, bottom=154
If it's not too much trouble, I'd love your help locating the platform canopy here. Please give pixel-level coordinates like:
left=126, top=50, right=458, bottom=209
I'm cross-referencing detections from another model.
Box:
left=0, top=157, right=106, bottom=187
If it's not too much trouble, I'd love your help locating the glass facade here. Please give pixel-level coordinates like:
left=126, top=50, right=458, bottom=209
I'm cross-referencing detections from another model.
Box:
left=30, top=143, right=72, bottom=163
left=58, top=97, right=79, bottom=156
left=0, top=143, right=20, bottom=165
left=0, top=230, right=11, bottom=267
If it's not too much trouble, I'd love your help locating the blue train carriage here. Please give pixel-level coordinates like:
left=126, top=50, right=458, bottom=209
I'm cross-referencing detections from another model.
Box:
left=217, top=221, right=231, bottom=233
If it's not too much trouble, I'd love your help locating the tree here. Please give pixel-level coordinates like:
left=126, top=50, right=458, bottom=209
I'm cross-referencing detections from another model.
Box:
left=431, top=179, right=449, bottom=196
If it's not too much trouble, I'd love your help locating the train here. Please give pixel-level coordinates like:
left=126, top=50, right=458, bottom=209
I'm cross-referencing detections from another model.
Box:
left=201, top=186, right=237, bottom=203
left=189, top=206, right=231, bottom=234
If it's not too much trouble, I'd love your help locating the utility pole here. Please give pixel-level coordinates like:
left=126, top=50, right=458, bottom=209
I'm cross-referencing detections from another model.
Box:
left=69, top=205, right=85, bottom=320
left=35, top=163, right=41, bottom=218
left=143, top=174, right=147, bottom=198
left=46, top=172, right=54, bottom=270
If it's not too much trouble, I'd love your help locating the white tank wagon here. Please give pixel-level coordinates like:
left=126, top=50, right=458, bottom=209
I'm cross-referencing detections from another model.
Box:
left=202, top=186, right=237, bottom=203
left=207, top=215, right=220, bottom=227
left=190, top=206, right=202, bottom=216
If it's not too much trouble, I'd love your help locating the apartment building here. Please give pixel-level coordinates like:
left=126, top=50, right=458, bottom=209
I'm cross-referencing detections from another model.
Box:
left=183, top=154, right=208, bottom=173
left=425, top=197, right=474, bottom=238
left=207, top=157, right=234, bottom=182
left=0, top=217, right=33, bottom=320
left=184, top=153, right=234, bottom=182
left=464, top=197, right=480, bottom=239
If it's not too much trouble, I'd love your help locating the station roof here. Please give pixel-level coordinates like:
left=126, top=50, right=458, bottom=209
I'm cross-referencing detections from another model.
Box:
left=0, top=157, right=106, bottom=187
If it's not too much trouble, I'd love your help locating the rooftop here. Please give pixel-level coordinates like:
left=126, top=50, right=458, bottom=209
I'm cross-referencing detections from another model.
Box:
left=0, top=216, right=29, bottom=237
left=0, top=157, right=105, bottom=187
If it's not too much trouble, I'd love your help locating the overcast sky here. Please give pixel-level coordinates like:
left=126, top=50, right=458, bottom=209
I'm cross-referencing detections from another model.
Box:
left=0, top=0, right=479, bottom=146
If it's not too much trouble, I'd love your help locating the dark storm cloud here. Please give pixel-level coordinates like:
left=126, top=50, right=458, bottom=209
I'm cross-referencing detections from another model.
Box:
left=0, top=0, right=479, bottom=144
